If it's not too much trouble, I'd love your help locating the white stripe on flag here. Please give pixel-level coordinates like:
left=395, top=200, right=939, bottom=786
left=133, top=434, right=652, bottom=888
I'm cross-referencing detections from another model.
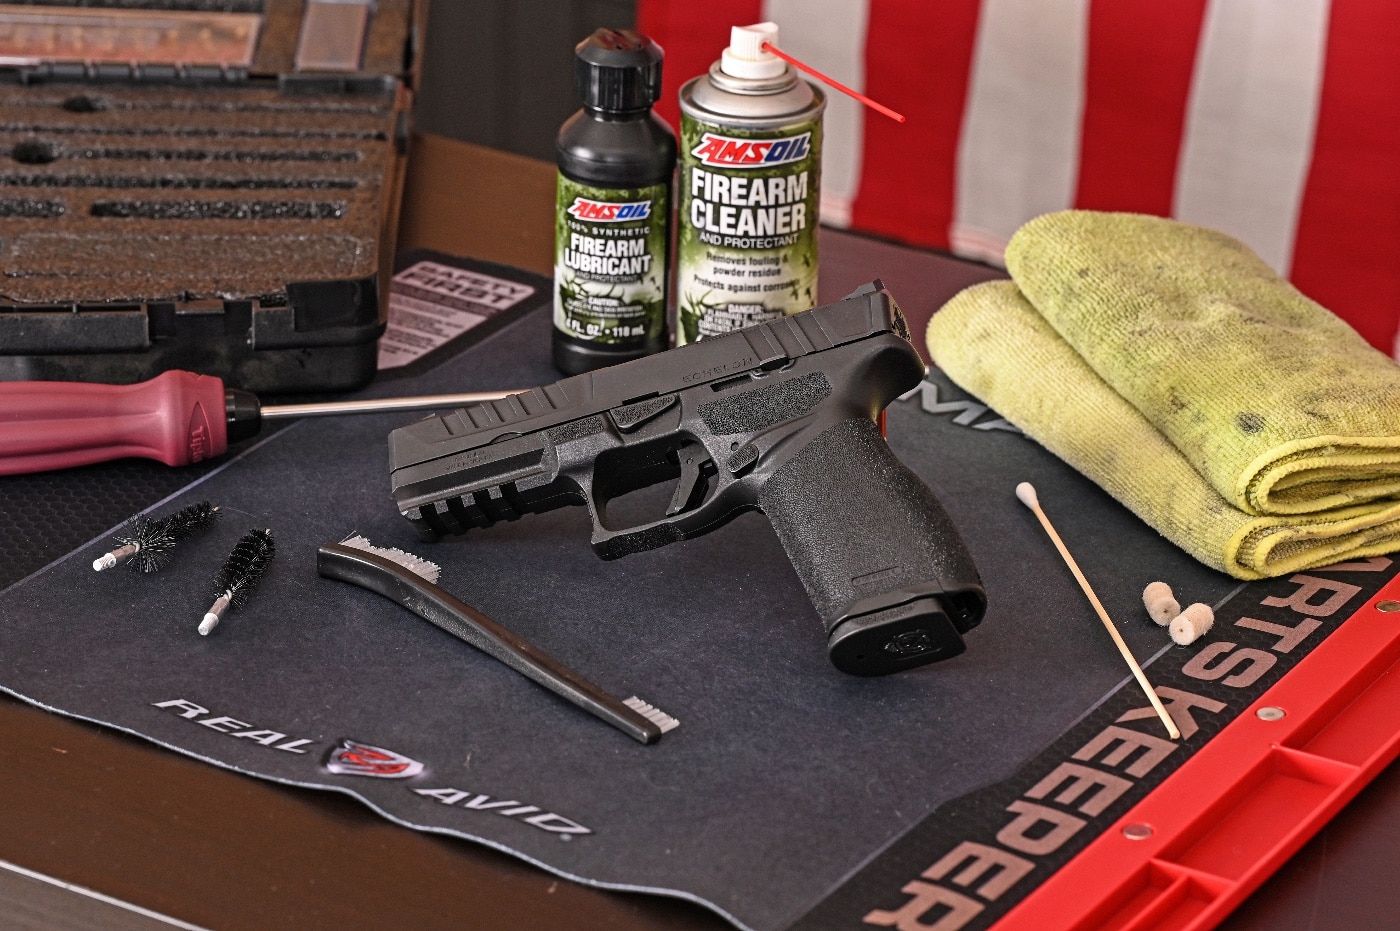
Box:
left=764, top=0, right=870, bottom=228
left=1173, top=0, right=1330, bottom=274
left=952, top=0, right=1089, bottom=265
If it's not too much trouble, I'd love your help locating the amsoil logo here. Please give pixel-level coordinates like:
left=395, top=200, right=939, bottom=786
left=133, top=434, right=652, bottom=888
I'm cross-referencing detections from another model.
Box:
left=690, top=131, right=811, bottom=168
left=567, top=198, right=651, bottom=221
left=324, top=738, right=424, bottom=778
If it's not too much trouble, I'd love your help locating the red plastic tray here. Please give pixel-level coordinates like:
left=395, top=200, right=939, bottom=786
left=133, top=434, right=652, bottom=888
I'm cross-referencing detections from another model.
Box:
left=996, top=571, right=1400, bottom=931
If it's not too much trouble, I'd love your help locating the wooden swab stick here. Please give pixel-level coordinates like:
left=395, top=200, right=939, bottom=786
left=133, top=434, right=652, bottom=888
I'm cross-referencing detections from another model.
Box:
left=1016, top=482, right=1180, bottom=740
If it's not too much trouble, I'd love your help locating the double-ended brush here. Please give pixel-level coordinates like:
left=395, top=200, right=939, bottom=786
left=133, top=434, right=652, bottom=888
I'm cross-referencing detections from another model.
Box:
left=317, top=535, right=679, bottom=745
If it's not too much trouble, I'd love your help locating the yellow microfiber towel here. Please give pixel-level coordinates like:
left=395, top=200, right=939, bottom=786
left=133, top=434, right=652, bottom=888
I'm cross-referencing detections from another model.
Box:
left=927, top=280, right=1400, bottom=579
left=1006, top=211, right=1400, bottom=516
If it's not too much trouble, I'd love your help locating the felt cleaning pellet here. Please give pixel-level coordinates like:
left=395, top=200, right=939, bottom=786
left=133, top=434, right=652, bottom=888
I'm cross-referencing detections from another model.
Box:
left=1169, top=603, right=1215, bottom=646
left=1143, top=581, right=1180, bottom=626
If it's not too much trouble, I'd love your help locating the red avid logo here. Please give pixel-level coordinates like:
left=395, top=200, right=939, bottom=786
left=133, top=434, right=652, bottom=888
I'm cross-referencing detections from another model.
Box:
left=690, top=132, right=811, bottom=168
left=567, top=198, right=651, bottom=221
left=323, top=738, right=424, bottom=778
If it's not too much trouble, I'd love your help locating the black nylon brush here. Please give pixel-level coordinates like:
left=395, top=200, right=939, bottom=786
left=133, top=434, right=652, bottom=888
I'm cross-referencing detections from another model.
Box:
left=317, top=534, right=680, bottom=744
left=199, top=528, right=275, bottom=636
left=93, top=501, right=220, bottom=573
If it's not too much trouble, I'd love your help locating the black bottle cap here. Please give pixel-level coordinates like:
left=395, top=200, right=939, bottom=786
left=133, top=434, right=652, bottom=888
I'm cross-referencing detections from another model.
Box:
left=575, top=29, right=663, bottom=112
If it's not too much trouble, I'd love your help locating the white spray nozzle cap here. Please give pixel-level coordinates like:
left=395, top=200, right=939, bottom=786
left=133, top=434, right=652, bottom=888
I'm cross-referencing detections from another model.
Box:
left=721, top=22, right=785, bottom=80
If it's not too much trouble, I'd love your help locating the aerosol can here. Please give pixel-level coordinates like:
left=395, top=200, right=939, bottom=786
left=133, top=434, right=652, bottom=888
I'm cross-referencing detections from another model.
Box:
left=553, top=29, right=675, bottom=374
left=675, top=22, right=825, bottom=344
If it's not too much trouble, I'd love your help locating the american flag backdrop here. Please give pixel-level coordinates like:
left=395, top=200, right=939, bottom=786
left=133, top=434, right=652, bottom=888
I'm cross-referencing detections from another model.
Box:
left=638, top=1, right=1400, bottom=355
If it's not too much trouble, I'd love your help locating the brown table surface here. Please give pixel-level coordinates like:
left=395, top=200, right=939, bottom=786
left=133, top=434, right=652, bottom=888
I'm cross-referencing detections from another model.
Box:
left=2, top=135, right=1396, bottom=931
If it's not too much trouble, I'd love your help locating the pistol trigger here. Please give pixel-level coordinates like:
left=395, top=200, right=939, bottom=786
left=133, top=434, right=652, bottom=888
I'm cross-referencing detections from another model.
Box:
left=575, top=466, right=606, bottom=532
left=665, top=442, right=713, bottom=517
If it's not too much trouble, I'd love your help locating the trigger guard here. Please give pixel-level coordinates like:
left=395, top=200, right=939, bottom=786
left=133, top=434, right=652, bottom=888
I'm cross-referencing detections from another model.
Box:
left=590, top=521, right=686, bottom=561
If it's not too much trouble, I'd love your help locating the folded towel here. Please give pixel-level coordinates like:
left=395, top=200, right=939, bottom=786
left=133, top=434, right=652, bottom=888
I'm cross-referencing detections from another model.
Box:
left=927, top=280, right=1400, bottom=579
left=1005, top=211, right=1400, bottom=516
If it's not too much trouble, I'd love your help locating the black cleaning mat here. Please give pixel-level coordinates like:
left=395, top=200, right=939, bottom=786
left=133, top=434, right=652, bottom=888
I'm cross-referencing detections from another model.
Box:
left=1, top=301, right=1264, bottom=930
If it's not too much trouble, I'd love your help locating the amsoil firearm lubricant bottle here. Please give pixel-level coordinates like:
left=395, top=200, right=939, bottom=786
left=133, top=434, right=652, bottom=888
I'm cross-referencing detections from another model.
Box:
left=675, top=22, right=825, bottom=344
left=553, top=29, right=676, bottom=375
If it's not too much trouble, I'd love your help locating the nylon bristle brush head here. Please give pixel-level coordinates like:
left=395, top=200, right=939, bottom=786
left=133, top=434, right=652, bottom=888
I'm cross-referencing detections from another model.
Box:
left=199, top=528, right=276, bottom=636
left=337, top=533, right=441, bottom=582
left=93, top=501, right=220, bottom=573
left=622, top=697, right=680, bottom=735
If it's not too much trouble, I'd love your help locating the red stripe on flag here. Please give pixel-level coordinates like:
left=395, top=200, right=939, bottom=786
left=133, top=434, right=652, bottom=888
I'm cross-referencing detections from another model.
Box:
left=1289, top=1, right=1400, bottom=353
left=1074, top=0, right=1210, bottom=215
left=636, top=1, right=763, bottom=135
left=849, top=1, right=983, bottom=250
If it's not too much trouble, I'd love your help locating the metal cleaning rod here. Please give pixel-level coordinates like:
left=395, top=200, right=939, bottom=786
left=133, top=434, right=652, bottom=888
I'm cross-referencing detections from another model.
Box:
left=259, top=390, right=518, bottom=420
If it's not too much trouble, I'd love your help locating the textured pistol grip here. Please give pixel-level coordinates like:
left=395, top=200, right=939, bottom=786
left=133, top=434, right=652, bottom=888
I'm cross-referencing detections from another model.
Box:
left=759, top=418, right=986, bottom=676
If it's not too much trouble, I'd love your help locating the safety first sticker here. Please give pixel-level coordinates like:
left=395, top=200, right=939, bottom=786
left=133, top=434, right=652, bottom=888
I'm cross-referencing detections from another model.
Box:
left=378, top=260, right=535, bottom=369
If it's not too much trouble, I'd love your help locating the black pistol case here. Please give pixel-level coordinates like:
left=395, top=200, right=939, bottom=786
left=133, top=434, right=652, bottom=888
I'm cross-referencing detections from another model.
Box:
left=0, top=0, right=423, bottom=393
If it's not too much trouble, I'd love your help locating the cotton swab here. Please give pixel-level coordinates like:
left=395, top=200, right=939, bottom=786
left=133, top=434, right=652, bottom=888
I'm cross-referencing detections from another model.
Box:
left=1016, top=482, right=1180, bottom=740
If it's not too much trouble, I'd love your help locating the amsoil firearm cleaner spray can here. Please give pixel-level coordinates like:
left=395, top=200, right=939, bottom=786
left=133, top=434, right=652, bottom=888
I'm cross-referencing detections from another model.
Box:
left=676, top=22, right=825, bottom=344
left=553, top=29, right=676, bottom=374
